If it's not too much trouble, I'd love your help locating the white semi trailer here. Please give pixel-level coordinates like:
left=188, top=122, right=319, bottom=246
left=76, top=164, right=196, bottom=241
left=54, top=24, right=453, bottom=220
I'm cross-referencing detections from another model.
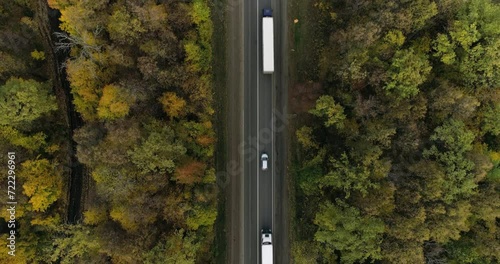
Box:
left=262, top=9, right=274, bottom=74
left=261, top=229, right=273, bottom=264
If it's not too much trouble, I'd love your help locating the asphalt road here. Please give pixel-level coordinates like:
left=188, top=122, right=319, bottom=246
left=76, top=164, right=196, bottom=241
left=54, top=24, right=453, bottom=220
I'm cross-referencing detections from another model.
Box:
left=242, top=0, right=287, bottom=262
left=272, top=0, right=290, bottom=262
left=242, top=0, right=260, bottom=261
left=225, top=0, right=244, bottom=261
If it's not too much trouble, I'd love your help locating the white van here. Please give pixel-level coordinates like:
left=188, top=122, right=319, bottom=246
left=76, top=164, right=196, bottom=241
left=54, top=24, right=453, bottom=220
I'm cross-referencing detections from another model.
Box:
left=261, top=153, right=269, bottom=170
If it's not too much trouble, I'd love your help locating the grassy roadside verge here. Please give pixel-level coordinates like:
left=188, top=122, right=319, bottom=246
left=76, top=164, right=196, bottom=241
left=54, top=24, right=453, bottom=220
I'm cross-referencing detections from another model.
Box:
left=289, top=0, right=323, bottom=84
left=287, top=0, right=325, bottom=262
left=211, top=0, right=228, bottom=262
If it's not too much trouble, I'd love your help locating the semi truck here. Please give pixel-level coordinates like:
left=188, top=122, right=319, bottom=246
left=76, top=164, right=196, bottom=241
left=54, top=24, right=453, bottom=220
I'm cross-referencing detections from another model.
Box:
left=262, top=9, right=274, bottom=74
left=261, top=229, right=273, bottom=264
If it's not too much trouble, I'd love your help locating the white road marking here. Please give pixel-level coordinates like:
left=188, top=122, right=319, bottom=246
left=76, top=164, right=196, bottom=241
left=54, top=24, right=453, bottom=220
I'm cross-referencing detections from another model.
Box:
left=256, top=0, right=261, bottom=263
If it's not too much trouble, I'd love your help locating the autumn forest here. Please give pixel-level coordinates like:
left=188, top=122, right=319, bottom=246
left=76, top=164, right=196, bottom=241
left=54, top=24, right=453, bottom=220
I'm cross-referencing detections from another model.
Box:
left=291, top=0, right=499, bottom=263
left=1, top=0, right=216, bottom=262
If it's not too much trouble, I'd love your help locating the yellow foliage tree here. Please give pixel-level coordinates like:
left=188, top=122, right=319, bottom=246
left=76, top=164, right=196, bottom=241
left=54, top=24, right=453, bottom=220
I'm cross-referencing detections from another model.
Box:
left=110, top=203, right=157, bottom=233
left=0, top=126, right=47, bottom=151
left=0, top=234, right=29, bottom=263
left=97, top=84, right=131, bottom=120
left=83, top=205, right=107, bottom=225
left=20, top=159, right=62, bottom=212
left=110, top=205, right=139, bottom=232
left=66, top=58, right=102, bottom=120
left=59, top=4, right=95, bottom=36
left=31, top=215, right=61, bottom=228
left=31, top=50, right=45, bottom=60
left=159, top=92, right=187, bottom=119
left=47, top=0, right=72, bottom=10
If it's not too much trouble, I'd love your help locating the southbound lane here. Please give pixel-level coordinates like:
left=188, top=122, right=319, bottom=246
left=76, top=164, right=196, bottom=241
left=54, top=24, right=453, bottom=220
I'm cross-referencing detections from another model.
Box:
left=243, top=0, right=283, bottom=262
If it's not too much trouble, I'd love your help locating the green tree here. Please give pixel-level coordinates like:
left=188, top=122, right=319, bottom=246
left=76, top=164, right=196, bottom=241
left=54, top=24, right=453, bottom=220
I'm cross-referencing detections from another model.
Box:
left=178, top=120, right=215, bottom=158
left=314, top=200, right=385, bottom=264
left=381, top=238, right=425, bottom=264
left=410, top=160, right=447, bottom=201
left=396, top=0, right=438, bottom=32
left=434, top=33, right=457, bottom=64
left=386, top=206, right=429, bottom=242
left=0, top=78, right=57, bottom=127
left=291, top=241, right=320, bottom=263
left=435, top=0, right=500, bottom=89
left=107, top=4, right=145, bottom=44
left=426, top=200, right=471, bottom=243
left=190, top=0, right=213, bottom=58
left=383, top=30, right=405, bottom=48
left=486, top=151, right=500, bottom=182
left=128, top=120, right=186, bottom=174
left=296, top=126, right=318, bottom=150
left=143, top=230, right=199, bottom=264
left=458, top=41, right=500, bottom=88
left=51, top=225, right=101, bottom=264
left=423, top=119, right=476, bottom=203
left=185, top=205, right=217, bottom=230
left=384, top=48, right=432, bottom=99
left=482, top=103, right=500, bottom=136
left=184, top=41, right=204, bottom=73
left=318, top=153, right=379, bottom=198
left=297, top=150, right=325, bottom=196
left=309, top=95, right=346, bottom=128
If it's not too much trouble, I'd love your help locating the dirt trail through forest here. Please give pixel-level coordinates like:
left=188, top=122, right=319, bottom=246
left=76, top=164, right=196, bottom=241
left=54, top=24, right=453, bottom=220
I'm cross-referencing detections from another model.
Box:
left=35, top=0, right=86, bottom=224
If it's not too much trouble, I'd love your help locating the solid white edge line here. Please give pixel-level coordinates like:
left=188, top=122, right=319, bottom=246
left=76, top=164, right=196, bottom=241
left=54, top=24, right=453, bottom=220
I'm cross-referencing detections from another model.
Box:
left=256, top=0, right=261, bottom=263
left=271, top=2, right=276, bottom=263
left=240, top=2, right=246, bottom=262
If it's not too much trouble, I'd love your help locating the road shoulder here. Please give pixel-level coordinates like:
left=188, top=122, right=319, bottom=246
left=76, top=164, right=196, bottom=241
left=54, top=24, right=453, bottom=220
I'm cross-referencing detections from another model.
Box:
left=223, top=0, right=245, bottom=262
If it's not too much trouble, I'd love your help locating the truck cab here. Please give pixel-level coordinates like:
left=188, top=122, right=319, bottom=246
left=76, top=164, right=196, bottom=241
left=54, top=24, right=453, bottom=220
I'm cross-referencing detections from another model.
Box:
left=262, top=231, right=272, bottom=244
left=261, top=229, right=273, bottom=264
left=263, top=8, right=272, bottom=17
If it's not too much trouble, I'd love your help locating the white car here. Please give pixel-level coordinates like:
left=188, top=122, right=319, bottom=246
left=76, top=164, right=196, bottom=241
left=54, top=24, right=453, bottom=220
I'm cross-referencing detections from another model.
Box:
left=261, top=153, right=269, bottom=171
